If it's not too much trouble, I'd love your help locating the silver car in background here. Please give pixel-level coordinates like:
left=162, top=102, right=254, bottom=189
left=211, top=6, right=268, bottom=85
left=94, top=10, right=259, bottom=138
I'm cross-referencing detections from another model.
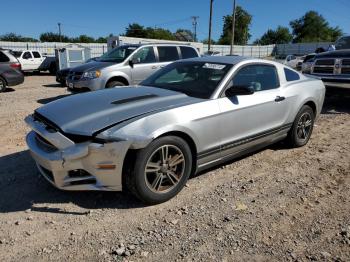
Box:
left=66, top=44, right=200, bottom=91
left=26, top=56, right=325, bottom=204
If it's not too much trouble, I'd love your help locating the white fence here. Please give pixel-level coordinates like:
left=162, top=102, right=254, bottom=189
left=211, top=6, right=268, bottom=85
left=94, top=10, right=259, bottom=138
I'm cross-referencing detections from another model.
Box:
left=275, top=42, right=332, bottom=56
left=1, top=40, right=333, bottom=58
left=0, top=41, right=107, bottom=58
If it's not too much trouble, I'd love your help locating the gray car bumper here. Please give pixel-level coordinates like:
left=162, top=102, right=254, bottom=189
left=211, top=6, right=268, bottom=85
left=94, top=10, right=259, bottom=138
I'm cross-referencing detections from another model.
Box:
left=66, top=78, right=104, bottom=91
left=25, top=116, right=131, bottom=191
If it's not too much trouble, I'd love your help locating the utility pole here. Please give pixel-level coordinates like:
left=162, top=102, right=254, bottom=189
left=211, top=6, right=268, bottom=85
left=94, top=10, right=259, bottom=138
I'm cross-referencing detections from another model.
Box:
left=229, top=0, right=237, bottom=55
left=208, top=0, right=214, bottom=52
left=191, top=16, right=199, bottom=42
left=58, top=22, right=62, bottom=42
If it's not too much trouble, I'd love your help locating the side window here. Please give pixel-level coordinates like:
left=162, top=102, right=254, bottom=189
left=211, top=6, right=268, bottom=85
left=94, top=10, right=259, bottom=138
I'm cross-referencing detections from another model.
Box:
left=32, top=51, right=41, bottom=58
left=0, top=51, right=10, bottom=62
left=157, top=46, right=179, bottom=62
left=180, top=46, right=198, bottom=59
left=284, top=68, right=300, bottom=82
left=232, top=64, right=279, bottom=92
left=23, top=52, right=32, bottom=59
left=132, top=47, right=156, bottom=64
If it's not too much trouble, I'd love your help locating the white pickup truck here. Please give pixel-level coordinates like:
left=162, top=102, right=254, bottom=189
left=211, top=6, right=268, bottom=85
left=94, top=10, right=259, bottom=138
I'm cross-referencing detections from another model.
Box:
left=12, top=50, right=57, bottom=73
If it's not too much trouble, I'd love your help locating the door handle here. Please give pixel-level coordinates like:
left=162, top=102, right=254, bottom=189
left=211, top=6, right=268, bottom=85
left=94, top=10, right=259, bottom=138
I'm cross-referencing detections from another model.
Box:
left=151, top=66, right=157, bottom=69
left=275, top=96, right=285, bottom=102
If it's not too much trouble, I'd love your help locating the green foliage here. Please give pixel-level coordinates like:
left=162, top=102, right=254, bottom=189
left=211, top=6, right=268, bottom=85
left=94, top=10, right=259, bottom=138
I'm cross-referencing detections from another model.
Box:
left=254, top=26, right=293, bottom=45
left=290, top=11, right=343, bottom=42
left=202, top=38, right=217, bottom=45
left=0, top=33, right=38, bottom=42
left=39, top=32, right=70, bottom=42
left=124, top=23, right=176, bottom=40
left=38, top=32, right=110, bottom=43
left=218, top=6, right=252, bottom=45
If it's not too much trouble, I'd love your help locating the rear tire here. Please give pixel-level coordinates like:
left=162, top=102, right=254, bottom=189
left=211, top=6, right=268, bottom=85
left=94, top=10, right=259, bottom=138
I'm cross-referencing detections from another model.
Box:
left=285, top=105, right=315, bottom=147
left=125, top=136, right=192, bottom=205
left=0, top=77, right=7, bottom=92
left=106, top=80, right=125, bottom=88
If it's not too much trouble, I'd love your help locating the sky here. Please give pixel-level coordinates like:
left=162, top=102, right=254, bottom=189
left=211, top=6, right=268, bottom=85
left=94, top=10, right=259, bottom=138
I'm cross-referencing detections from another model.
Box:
left=0, top=0, right=349, bottom=43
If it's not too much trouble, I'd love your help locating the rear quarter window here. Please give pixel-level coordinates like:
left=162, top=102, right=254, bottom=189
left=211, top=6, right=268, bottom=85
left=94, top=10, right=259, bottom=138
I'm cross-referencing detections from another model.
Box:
left=33, top=51, right=41, bottom=58
left=284, top=68, right=300, bottom=82
left=0, top=51, right=10, bottom=62
left=180, top=46, right=198, bottom=59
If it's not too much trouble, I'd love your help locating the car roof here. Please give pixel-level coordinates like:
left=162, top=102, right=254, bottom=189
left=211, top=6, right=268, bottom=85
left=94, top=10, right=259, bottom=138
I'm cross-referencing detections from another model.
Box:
left=180, top=55, right=250, bottom=65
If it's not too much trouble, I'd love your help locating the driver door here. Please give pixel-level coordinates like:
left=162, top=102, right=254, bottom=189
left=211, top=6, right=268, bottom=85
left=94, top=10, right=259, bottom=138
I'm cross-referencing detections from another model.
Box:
left=130, top=47, right=159, bottom=85
left=217, top=63, right=290, bottom=158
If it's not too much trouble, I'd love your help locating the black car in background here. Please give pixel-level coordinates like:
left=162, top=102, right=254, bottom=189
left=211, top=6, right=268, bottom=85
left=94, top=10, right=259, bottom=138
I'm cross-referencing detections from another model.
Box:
left=56, top=68, right=70, bottom=86
left=0, top=49, right=24, bottom=92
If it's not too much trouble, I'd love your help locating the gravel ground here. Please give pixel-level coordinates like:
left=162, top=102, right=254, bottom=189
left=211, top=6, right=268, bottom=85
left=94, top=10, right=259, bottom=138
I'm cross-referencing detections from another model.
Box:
left=0, top=75, right=349, bottom=262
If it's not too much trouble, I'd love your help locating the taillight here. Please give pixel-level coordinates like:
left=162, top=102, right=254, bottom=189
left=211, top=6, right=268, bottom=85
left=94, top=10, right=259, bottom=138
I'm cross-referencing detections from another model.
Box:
left=10, top=63, right=22, bottom=70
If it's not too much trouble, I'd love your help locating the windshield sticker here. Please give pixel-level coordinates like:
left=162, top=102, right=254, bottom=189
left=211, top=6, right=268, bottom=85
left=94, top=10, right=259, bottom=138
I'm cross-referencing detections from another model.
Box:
left=203, top=63, right=226, bottom=70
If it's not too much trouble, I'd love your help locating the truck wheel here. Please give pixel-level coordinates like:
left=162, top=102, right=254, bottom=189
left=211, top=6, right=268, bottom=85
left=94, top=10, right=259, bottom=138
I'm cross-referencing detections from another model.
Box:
left=0, top=77, right=7, bottom=92
left=126, top=136, right=192, bottom=205
left=106, top=81, right=125, bottom=88
left=285, top=105, right=315, bottom=148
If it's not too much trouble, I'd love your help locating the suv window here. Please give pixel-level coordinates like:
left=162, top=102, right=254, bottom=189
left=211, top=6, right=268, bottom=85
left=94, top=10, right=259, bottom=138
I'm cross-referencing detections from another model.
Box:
left=0, top=51, right=10, bottom=62
left=232, top=64, right=279, bottom=92
left=132, top=47, right=156, bottom=63
left=284, top=68, right=300, bottom=82
left=157, top=46, right=179, bottom=62
left=23, top=52, right=32, bottom=59
left=180, top=46, right=198, bottom=59
left=32, top=51, right=41, bottom=58
left=335, top=36, right=350, bottom=50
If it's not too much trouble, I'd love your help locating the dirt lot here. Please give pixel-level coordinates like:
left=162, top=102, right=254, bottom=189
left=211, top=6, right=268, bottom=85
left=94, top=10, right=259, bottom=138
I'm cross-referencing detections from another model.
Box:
left=0, top=75, right=349, bottom=262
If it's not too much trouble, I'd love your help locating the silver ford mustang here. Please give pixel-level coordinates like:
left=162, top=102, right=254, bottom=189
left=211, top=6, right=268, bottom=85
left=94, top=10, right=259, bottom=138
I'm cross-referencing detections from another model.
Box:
left=25, top=56, right=325, bottom=204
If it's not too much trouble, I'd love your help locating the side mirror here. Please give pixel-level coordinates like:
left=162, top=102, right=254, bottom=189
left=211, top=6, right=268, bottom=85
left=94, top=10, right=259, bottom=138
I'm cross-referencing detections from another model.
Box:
left=225, top=85, right=255, bottom=97
left=129, top=57, right=140, bottom=68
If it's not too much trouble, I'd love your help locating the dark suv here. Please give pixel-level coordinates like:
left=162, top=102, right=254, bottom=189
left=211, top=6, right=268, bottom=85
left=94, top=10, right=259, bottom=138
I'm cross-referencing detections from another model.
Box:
left=0, top=49, right=24, bottom=92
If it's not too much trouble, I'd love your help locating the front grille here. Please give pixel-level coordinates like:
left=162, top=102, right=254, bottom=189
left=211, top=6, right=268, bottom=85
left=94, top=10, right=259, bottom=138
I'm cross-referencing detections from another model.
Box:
left=67, top=169, right=96, bottom=186
left=315, top=59, right=335, bottom=66
left=313, top=67, right=334, bottom=74
left=342, top=59, right=350, bottom=66
left=69, top=71, right=83, bottom=81
left=341, top=67, right=350, bottom=75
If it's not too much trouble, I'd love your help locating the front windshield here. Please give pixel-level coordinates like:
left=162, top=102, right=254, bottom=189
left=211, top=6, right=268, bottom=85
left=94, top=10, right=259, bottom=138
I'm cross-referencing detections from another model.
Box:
left=141, top=61, right=232, bottom=99
left=335, top=36, right=350, bottom=50
left=98, top=45, right=138, bottom=62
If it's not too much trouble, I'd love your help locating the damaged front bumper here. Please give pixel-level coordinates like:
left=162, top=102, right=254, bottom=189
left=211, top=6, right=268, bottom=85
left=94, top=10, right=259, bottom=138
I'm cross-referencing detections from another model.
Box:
left=25, top=115, right=131, bottom=191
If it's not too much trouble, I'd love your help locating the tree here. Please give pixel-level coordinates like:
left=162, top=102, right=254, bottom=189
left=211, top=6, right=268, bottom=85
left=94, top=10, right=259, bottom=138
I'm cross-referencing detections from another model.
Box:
left=174, top=29, right=194, bottom=41
left=39, top=32, right=70, bottom=42
left=73, top=34, right=95, bottom=43
left=146, top=27, right=176, bottom=40
left=254, top=26, right=293, bottom=45
left=124, top=23, right=148, bottom=38
left=290, top=11, right=343, bottom=43
left=0, top=33, right=38, bottom=42
left=218, top=6, right=252, bottom=45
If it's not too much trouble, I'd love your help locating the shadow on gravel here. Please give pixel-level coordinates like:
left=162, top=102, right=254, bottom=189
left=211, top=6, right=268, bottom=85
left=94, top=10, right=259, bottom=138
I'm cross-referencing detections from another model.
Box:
left=2, top=88, right=15, bottom=93
left=322, top=89, right=350, bottom=115
left=43, top=84, right=65, bottom=88
left=0, top=150, right=145, bottom=214
left=37, top=94, right=71, bottom=104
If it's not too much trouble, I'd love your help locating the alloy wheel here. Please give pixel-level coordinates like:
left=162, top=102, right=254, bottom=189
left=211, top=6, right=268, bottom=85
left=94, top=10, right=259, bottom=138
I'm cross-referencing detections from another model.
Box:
left=144, top=145, right=186, bottom=194
left=296, top=112, right=313, bottom=141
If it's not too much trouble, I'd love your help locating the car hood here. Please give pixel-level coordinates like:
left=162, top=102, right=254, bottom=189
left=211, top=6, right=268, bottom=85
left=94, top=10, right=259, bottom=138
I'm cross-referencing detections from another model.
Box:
left=70, top=61, right=117, bottom=72
left=35, top=87, right=201, bottom=136
left=315, top=50, right=350, bottom=58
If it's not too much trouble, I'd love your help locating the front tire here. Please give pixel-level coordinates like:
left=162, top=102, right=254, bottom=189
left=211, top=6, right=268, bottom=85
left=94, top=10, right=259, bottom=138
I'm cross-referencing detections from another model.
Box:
left=286, top=105, right=315, bottom=147
left=126, top=136, right=192, bottom=205
left=106, top=80, right=125, bottom=88
left=0, top=77, right=7, bottom=92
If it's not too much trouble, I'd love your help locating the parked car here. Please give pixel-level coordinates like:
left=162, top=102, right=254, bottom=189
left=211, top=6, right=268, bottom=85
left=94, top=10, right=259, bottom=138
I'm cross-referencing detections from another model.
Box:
left=25, top=56, right=325, bottom=204
left=0, top=49, right=24, bottom=92
left=12, top=50, right=56, bottom=73
left=301, top=53, right=316, bottom=74
left=66, top=43, right=200, bottom=91
left=203, top=50, right=221, bottom=56
left=307, top=36, right=350, bottom=89
left=283, top=55, right=304, bottom=69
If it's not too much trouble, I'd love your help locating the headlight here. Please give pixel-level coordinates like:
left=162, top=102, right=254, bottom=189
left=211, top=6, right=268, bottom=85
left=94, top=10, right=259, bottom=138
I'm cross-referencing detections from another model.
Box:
left=83, top=70, right=101, bottom=79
